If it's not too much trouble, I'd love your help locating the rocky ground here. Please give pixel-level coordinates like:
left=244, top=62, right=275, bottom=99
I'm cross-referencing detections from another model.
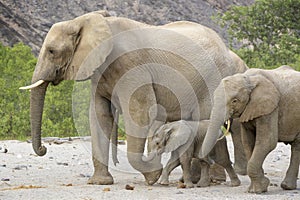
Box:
left=0, top=136, right=299, bottom=200
left=0, top=0, right=254, bottom=55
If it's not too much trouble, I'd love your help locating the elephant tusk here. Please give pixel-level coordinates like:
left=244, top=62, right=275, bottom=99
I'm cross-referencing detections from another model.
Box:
left=225, top=119, right=231, bottom=135
left=19, top=80, right=45, bottom=90
left=217, top=119, right=231, bottom=141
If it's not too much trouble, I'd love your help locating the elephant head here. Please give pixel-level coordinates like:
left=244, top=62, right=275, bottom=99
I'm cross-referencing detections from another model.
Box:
left=144, top=120, right=194, bottom=162
left=20, top=11, right=113, bottom=156
left=201, top=71, right=280, bottom=157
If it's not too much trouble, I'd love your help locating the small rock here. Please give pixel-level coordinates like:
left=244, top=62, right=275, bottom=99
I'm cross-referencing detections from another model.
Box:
left=103, top=187, right=110, bottom=192
left=57, top=162, right=68, bottom=166
left=0, top=164, right=6, bottom=167
left=125, top=184, right=135, bottom=190
left=118, top=140, right=126, bottom=145
left=1, top=178, right=10, bottom=181
left=270, top=183, right=278, bottom=187
left=176, top=191, right=184, bottom=194
left=0, top=146, right=8, bottom=153
left=13, top=165, right=28, bottom=170
left=79, top=174, right=91, bottom=178
left=177, top=182, right=186, bottom=189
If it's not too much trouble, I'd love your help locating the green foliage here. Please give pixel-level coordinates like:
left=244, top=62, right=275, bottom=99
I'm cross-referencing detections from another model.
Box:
left=0, top=42, right=126, bottom=140
left=215, top=0, right=300, bottom=69
left=0, top=43, right=76, bottom=139
left=42, top=81, right=76, bottom=137
left=72, top=81, right=91, bottom=137
left=0, top=43, right=34, bottom=139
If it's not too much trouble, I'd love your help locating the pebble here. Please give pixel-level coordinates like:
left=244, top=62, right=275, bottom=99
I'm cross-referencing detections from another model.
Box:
left=13, top=165, right=28, bottom=170
left=0, top=145, right=8, bottom=153
left=57, top=162, right=69, bottom=166
left=1, top=178, right=10, bottom=181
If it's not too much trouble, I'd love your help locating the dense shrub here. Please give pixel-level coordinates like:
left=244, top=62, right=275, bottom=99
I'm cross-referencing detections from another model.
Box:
left=0, top=43, right=76, bottom=139
left=215, top=0, right=300, bottom=69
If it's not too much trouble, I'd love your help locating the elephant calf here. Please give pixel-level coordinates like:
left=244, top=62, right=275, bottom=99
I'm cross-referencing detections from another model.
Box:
left=146, top=120, right=241, bottom=188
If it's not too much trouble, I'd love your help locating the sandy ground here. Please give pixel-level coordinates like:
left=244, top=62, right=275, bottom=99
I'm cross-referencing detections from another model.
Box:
left=0, top=136, right=299, bottom=200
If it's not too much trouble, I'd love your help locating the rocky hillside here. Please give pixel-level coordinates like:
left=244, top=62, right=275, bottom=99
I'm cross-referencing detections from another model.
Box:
left=0, top=0, right=253, bottom=55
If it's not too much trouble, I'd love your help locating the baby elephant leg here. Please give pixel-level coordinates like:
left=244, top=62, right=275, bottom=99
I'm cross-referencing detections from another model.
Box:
left=160, top=152, right=180, bottom=186
left=197, top=159, right=211, bottom=187
left=179, top=153, right=194, bottom=188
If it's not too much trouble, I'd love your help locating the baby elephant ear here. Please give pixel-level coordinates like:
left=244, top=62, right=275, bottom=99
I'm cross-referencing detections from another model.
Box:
left=240, top=74, right=280, bottom=122
left=164, top=122, right=193, bottom=153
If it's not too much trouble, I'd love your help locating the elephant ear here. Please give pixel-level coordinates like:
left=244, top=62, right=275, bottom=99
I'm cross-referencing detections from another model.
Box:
left=65, top=11, right=113, bottom=81
left=239, top=74, right=280, bottom=122
left=164, top=121, right=193, bottom=153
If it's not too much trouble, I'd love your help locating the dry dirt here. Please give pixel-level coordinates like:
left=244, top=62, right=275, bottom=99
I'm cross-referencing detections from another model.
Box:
left=0, top=136, right=299, bottom=200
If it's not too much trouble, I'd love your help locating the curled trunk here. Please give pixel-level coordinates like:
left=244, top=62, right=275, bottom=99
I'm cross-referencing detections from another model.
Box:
left=30, top=82, right=49, bottom=156
left=126, top=135, right=163, bottom=185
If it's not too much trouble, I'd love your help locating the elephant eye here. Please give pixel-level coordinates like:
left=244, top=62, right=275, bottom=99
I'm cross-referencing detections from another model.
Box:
left=48, top=49, right=54, bottom=54
left=232, top=98, right=238, bottom=104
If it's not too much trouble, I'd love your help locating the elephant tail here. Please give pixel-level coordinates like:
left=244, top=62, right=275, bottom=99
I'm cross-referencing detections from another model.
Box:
left=111, top=109, right=119, bottom=166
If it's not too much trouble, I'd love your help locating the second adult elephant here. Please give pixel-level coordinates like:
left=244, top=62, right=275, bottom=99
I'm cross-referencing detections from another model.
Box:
left=20, top=11, right=247, bottom=185
left=201, top=66, right=300, bottom=193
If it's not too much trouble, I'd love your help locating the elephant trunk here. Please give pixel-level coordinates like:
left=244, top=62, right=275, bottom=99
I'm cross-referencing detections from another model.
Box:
left=201, top=85, right=227, bottom=157
left=142, top=150, right=157, bottom=162
left=30, top=81, right=49, bottom=156
left=126, top=135, right=163, bottom=185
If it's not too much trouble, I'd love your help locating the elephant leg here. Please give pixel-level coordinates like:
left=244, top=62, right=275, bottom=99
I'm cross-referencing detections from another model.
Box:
left=197, top=159, right=210, bottom=187
left=246, top=114, right=278, bottom=194
left=241, top=124, right=255, bottom=162
left=214, top=139, right=241, bottom=187
left=160, top=151, right=180, bottom=185
left=231, top=119, right=247, bottom=175
left=88, top=95, right=114, bottom=185
left=208, top=147, right=226, bottom=182
left=120, top=82, right=163, bottom=185
left=179, top=152, right=194, bottom=188
left=189, top=158, right=202, bottom=184
left=281, top=137, right=300, bottom=190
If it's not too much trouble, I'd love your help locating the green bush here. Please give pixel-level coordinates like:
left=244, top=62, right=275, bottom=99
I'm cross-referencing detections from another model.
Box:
left=215, top=0, right=300, bottom=69
left=0, top=43, right=34, bottom=139
left=0, top=43, right=76, bottom=139
left=0, top=42, right=126, bottom=140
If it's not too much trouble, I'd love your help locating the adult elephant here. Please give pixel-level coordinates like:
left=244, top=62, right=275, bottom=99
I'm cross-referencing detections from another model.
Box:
left=201, top=66, right=300, bottom=193
left=20, top=10, right=247, bottom=185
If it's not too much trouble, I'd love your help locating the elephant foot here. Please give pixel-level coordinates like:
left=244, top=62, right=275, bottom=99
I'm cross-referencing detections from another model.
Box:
left=229, top=178, right=241, bottom=187
left=197, top=178, right=210, bottom=187
left=87, top=173, right=114, bottom=185
left=248, top=176, right=270, bottom=194
left=209, top=164, right=226, bottom=182
left=185, top=181, right=194, bottom=188
left=143, top=168, right=163, bottom=185
left=281, top=180, right=297, bottom=190
left=159, top=178, right=170, bottom=186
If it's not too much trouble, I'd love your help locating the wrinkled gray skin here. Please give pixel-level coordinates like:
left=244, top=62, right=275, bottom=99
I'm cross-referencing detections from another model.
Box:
left=22, top=10, right=248, bottom=185
left=202, top=65, right=300, bottom=193
left=146, top=120, right=241, bottom=188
